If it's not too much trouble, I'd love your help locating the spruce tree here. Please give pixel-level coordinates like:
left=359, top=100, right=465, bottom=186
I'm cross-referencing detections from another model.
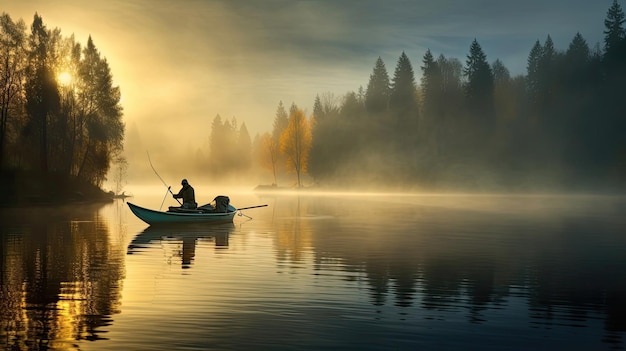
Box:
left=604, top=0, right=626, bottom=60
left=463, top=39, right=494, bottom=137
left=389, top=52, right=419, bottom=152
left=364, top=57, right=390, bottom=116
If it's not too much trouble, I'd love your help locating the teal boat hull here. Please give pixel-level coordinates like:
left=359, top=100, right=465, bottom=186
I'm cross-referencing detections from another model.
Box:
left=127, top=202, right=237, bottom=225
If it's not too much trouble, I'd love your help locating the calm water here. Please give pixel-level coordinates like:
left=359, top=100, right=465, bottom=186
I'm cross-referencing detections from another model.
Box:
left=1, top=189, right=625, bottom=350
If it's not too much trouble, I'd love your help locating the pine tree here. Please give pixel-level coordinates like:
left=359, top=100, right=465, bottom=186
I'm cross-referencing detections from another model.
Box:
left=491, top=59, right=510, bottom=84
left=389, top=52, right=418, bottom=124
left=420, top=50, right=441, bottom=156
left=463, top=39, right=495, bottom=137
left=564, top=33, right=591, bottom=87
left=604, top=0, right=626, bottom=60
left=420, top=49, right=439, bottom=100
left=364, top=57, right=390, bottom=116
left=308, top=93, right=340, bottom=182
left=237, top=122, right=252, bottom=172
left=389, top=52, right=419, bottom=152
left=272, top=101, right=288, bottom=142
left=600, top=0, right=626, bottom=182
left=526, top=40, right=543, bottom=106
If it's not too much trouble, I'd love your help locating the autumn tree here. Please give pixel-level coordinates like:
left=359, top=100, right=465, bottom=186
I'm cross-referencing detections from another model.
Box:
left=279, top=107, right=311, bottom=188
left=259, top=132, right=279, bottom=185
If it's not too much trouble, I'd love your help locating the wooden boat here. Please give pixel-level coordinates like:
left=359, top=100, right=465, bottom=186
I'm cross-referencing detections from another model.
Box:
left=127, top=202, right=237, bottom=225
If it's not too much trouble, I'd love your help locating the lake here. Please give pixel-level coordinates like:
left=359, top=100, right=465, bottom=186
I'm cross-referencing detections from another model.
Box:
left=1, top=188, right=625, bottom=350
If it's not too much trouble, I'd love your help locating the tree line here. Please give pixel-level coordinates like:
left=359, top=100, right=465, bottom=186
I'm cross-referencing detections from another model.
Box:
left=197, top=101, right=312, bottom=188
left=245, top=0, right=626, bottom=190
left=0, top=13, right=124, bottom=188
left=11, top=3, right=622, bottom=192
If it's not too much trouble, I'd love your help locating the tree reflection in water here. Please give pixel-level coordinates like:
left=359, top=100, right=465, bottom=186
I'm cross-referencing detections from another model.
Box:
left=0, top=204, right=124, bottom=350
left=1, top=194, right=625, bottom=350
left=269, top=194, right=626, bottom=348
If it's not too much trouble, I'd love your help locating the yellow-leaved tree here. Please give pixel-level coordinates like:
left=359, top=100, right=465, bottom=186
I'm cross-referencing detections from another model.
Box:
left=279, top=108, right=312, bottom=188
left=259, top=132, right=279, bottom=185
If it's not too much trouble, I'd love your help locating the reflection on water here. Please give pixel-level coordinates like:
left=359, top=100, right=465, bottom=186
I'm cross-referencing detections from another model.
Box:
left=127, top=224, right=233, bottom=268
left=1, top=193, right=625, bottom=350
left=0, top=202, right=125, bottom=350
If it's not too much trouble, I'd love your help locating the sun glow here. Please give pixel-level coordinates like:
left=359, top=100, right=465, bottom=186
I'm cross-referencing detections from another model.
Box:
left=57, top=71, right=72, bottom=86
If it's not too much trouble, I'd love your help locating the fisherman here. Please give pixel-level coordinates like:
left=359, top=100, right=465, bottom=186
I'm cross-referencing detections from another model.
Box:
left=173, top=178, right=197, bottom=209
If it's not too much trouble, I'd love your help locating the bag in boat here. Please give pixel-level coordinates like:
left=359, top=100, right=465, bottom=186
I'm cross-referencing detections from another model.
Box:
left=214, top=195, right=230, bottom=213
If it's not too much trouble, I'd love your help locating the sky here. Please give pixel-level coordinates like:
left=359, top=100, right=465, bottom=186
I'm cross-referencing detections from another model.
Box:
left=3, top=0, right=614, bottom=157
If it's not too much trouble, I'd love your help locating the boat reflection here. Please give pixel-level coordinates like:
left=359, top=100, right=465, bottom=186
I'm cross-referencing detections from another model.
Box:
left=127, top=224, right=234, bottom=268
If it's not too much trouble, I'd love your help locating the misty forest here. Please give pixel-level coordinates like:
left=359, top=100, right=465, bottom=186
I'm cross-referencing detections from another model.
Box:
left=2, top=2, right=626, bottom=194
left=198, top=1, right=626, bottom=191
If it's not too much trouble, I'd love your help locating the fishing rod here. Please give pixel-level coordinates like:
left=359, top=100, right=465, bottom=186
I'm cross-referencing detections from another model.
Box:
left=236, top=204, right=268, bottom=219
left=237, top=204, right=268, bottom=211
left=147, top=151, right=182, bottom=205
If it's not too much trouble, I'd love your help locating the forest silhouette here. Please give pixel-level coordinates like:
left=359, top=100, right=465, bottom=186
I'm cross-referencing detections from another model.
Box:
left=3, top=2, right=626, bottom=194
left=195, top=1, right=626, bottom=191
left=300, top=1, right=626, bottom=191
left=0, top=13, right=123, bottom=203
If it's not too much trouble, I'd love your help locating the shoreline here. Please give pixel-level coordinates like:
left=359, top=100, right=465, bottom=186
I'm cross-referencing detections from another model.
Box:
left=0, top=170, right=115, bottom=207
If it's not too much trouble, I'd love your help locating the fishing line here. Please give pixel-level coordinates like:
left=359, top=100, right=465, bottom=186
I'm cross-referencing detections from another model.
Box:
left=147, top=151, right=181, bottom=205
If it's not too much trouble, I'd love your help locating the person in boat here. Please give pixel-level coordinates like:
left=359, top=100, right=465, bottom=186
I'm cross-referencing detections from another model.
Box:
left=173, top=178, right=197, bottom=209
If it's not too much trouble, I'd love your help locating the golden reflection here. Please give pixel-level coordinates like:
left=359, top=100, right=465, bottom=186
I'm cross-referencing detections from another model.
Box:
left=272, top=196, right=313, bottom=264
left=0, top=204, right=124, bottom=349
left=128, top=224, right=234, bottom=268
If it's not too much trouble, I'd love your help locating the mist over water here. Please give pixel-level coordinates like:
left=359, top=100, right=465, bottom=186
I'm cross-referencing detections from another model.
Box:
left=2, top=4, right=626, bottom=349
left=2, top=189, right=625, bottom=350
